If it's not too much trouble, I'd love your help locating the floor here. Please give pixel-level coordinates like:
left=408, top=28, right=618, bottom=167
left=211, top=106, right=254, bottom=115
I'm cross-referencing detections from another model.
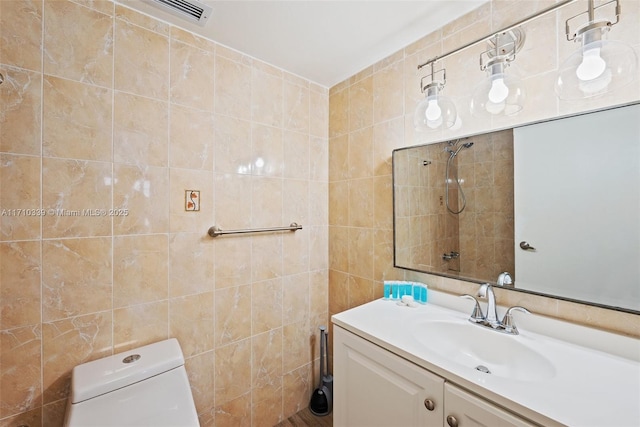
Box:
left=274, top=408, right=333, bottom=427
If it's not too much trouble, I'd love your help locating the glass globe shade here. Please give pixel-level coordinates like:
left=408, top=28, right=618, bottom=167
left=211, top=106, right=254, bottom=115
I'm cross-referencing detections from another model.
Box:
left=555, top=29, right=638, bottom=100
left=470, top=65, right=526, bottom=117
left=414, top=89, right=457, bottom=131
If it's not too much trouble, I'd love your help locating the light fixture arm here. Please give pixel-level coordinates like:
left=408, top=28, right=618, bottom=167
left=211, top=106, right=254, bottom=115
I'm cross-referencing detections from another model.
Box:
left=420, top=60, right=446, bottom=94
left=565, top=0, right=621, bottom=42
left=479, top=29, right=524, bottom=72
left=417, top=0, right=577, bottom=71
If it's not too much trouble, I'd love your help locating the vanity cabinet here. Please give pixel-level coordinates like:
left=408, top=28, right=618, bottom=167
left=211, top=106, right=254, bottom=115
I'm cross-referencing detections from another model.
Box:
left=333, top=324, right=444, bottom=426
left=334, top=326, right=537, bottom=427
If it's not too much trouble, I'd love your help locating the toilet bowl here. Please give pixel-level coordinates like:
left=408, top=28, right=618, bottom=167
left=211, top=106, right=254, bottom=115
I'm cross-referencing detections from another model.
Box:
left=64, top=338, right=200, bottom=427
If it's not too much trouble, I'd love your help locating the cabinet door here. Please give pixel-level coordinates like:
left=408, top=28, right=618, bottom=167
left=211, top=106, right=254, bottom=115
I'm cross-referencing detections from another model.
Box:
left=334, top=326, right=444, bottom=427
left=443, top=383, right=536, bottom=427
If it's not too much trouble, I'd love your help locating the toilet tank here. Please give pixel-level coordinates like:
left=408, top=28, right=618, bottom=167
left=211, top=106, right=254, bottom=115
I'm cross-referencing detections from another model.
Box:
left=64, top=338, right=199, bottom=427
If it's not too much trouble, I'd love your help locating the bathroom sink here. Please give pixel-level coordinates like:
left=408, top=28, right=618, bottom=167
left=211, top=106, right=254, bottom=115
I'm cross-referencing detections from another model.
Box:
left=333, top=295, right=640, bottom=427
left=411, top=320, right=556, bottom=382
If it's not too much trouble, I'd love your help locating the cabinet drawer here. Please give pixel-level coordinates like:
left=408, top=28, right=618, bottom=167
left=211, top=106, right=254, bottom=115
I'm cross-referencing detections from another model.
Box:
left=444, top=383, right=538, bottom=427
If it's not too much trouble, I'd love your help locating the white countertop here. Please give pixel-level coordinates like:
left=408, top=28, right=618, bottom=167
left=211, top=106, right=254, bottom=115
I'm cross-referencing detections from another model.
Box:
left=332, top=293, right=640, bottom=427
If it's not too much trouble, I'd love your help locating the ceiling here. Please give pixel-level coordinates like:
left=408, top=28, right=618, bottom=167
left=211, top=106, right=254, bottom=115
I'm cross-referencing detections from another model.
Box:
left=120, top=0, right=489, bottom=88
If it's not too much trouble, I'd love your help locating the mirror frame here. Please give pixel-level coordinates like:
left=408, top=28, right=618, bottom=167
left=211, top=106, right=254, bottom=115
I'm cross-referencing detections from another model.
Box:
left=392, top=101, right=640, bottom=315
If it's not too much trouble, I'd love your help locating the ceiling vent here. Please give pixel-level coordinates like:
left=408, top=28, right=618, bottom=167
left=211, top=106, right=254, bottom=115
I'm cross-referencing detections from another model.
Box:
left=145, top=0, right=212, bottom=26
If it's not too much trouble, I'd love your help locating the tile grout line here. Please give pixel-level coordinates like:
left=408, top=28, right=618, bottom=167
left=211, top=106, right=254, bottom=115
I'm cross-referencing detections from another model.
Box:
left=39, top=0, right=46, bottom=422
left=110, top=0, right=116, bottom=359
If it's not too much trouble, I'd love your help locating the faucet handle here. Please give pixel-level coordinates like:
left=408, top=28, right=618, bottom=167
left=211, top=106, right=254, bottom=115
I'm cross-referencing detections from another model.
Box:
left=460, top=294, right=484, bottom=323
left=501, top=306, right=530, bottom=335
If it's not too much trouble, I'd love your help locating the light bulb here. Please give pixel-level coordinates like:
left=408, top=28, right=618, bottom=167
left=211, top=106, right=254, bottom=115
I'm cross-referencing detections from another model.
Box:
left=425, top=99, right=442, bottom=121
left=488, top=77, right=509, bottom=103
left=485, top=100, right=506, bottom=115
left=576, top=46, right=606, bottom=81
left=427, top=115, right=443, bottom=129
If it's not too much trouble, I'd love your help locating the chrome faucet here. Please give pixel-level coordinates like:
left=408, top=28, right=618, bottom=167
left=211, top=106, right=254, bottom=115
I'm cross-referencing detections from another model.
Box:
left=461, top=283, right=531, bottom=335
left=497, top=271, right=513, bottom=287
left=477, top=283, right=500, bottom=327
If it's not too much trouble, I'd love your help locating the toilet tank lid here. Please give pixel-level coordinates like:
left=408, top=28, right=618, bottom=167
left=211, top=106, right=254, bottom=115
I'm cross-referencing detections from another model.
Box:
left=70, top=338, right=185, bottom=404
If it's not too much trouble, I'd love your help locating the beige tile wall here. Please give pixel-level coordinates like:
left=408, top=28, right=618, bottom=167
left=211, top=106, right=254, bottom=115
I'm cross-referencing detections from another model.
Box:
left=0, top=1, right=328, bottom=426
left=329, top=0, right=640, bottom=338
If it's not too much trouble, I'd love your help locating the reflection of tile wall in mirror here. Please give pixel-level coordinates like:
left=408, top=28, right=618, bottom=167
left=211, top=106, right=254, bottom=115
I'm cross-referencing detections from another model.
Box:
left=393, top=129, right=515, bottom=284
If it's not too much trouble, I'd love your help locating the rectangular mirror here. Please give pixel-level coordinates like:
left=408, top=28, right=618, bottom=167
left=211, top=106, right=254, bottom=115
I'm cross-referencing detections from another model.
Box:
left=393, top=103, right=640, bottom=313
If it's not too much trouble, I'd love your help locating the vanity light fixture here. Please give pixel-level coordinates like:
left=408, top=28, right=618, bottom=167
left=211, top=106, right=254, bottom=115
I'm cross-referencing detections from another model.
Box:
left=471, top=28, right=527, bottom=116
left=555, top=0, right=638, bottom=100
left=415, top=0, right=578, bottom=132
left=414, top=61, right=458, bottom=131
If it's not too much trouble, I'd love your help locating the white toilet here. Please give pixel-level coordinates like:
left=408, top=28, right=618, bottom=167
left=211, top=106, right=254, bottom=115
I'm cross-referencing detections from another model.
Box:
left=64, top=338, right=200, bottom=427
